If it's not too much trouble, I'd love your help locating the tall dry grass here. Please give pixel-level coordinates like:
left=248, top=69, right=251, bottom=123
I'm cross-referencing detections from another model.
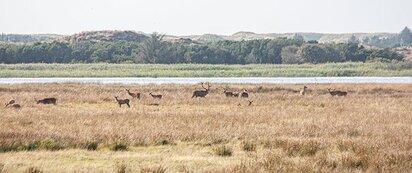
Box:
left=0, top=83, right=411, bottom=172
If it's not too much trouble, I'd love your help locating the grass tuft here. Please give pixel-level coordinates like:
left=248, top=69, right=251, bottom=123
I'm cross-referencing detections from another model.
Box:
left=109, top=143, right=128, bottom=151
left=213, top=145, right=233, bottom=157
left=139, top=165, right=167, bottom=173
left=240, top=141, right=256, bottom=152
left=24, top=167, right=42, bottom=173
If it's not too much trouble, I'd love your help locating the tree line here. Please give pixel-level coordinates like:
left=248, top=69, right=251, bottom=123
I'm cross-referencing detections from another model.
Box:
left=0, top=33, right=404, bottom=64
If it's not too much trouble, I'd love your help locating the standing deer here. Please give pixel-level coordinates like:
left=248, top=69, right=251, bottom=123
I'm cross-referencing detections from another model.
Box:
left=192, top=82, right=211, bottom=98
left=223, top=89, right=235, bottom=97
left=114, top=96, right=130, bottom=108
left=5, top=99, right=15, bottom=107
left=149, top=92, right=163, bottom=99
left=36, top=98, right=57, bottom=105
left=328, top=88, right=347, bottom=97
left=126, top=89, right=141, bottom=100
left=300, top=86, right=308, bottom=95
left=240, top=89, right=249, bottom=98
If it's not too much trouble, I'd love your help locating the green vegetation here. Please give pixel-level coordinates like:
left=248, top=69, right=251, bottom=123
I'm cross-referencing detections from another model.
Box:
left=0, top=62, right=411, bottom=77
left=0, top=33, right=406, bottom=64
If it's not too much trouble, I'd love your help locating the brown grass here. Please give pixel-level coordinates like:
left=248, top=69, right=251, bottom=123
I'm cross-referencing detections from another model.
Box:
left=0, top=83, right=411, bottom=172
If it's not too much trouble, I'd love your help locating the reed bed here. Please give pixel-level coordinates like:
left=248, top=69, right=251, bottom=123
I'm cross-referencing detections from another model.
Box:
left=0, top=62, right=411, bottom=77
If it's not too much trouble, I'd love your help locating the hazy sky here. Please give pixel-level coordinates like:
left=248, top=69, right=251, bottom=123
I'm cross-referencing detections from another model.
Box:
left=1, top=0, right=411, bottom=35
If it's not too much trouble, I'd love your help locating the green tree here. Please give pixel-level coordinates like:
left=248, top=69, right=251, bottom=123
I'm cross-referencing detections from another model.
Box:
left=135, top=32, right=165, bottom=63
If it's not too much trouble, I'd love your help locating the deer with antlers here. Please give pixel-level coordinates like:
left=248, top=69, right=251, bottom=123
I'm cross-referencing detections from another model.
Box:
left=149, top=92, right=163, bottom=99
left=114, top=96, right=130, bottom=108
left=192, top=82, right=211, bottom=98
left=328, top=88, right=347, bottom=97
left=126, top=89, right=141, bottom=100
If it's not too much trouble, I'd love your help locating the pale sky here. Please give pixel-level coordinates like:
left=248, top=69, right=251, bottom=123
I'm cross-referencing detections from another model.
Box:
left=0, top=0, right=411, bottom=35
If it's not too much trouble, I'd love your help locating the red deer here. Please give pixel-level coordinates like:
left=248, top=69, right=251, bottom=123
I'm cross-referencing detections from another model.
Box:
left=149, top=92, right=163, bottom=99
left=240, top=90, right=249, bottom=98
left=5, top=100, right=15, bottom=107
left=114, top=96, right=130, bottom=108
left=126, top=89, right=141, bottom=100
left=232, top=92, right=239, bottom=97
left=223, top=89, right=235, bottom=97
left=10, top=104, right=21, bottom=109
left=300, top=86, right=308, bottom=95
left=192, top=82, right=211, bottom=98
left=328, top=88, right=347, bottom=97
left=36, top=98, right=57, bottom=105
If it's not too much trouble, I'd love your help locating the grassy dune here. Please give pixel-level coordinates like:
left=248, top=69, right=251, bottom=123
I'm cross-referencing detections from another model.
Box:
left=0, top=83, right=412, bottom=172
left=0, top=62, right=412, bottom=77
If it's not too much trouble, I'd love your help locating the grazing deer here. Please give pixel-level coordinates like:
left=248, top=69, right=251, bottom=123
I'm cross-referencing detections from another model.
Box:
left=232, top=92, right=239, bottom=97
left=114, top=96, right=130, bottom=108
left=10, top=104, right=21, bottom=109
left=240, top=90, right=249, bottom=98
left=192, top=82, right=211, bottom=98
left=5, top=99, right=15, bottom=107
left=223, top=89, right=235, bottom=97
left=300, top=86, right=308, bottom=95
left=328, top=88, right=347, bottom=97
left=36, top=98, right=57, bottom=105
left=126, top=89, right=141, bottom=100
left=149, top=92, right=163, bottom=99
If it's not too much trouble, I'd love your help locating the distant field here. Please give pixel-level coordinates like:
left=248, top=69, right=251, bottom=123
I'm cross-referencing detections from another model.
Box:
left=0, top=62, right=411, bottom=77
left=0, top=83, right=411, bottom=172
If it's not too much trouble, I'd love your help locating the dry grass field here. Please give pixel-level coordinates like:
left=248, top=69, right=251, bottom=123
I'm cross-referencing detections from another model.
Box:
left=0, top=83, right=411, bottom=172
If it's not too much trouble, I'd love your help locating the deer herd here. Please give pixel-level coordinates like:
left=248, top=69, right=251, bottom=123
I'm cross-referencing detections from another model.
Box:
left=3, top=83, right=348, bottom=109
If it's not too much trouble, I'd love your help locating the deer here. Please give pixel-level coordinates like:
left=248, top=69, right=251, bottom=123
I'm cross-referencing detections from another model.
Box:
left=9, top=104, right=21, bottom=109
left=192, top=82, right=211, bottom=98
left=5, top=99, right=15, bottom=107
left=114, top=96, right=130, bottom=108
left=36, top=98, right=57, bottom=105
left=232, top=92, right=240, bottom=97
left=240, top=89, right=249, bottom=98
left=328, top=88, right=347, bottom=97
left=126, top=89, right=141, bottom=100
left=223, top=89, right=235, bottom=97
left=300, top=86, right=308, bottom=95
left=149, top=92, right=163, bottom=99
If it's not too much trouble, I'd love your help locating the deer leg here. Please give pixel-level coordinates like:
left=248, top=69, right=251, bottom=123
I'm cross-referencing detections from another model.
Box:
left=127, top=103, right=130, bottom=108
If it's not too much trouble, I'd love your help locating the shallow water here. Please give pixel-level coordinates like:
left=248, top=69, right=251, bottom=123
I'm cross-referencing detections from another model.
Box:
left=0, top=77, right=411, bottom=84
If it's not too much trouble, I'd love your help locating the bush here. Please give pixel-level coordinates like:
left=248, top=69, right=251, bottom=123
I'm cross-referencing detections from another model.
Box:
left=214, top=145, right=233, bottom=157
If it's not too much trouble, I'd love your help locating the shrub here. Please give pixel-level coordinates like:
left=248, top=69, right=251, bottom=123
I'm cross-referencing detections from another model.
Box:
left=214, top=145, right=233, bottom=157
